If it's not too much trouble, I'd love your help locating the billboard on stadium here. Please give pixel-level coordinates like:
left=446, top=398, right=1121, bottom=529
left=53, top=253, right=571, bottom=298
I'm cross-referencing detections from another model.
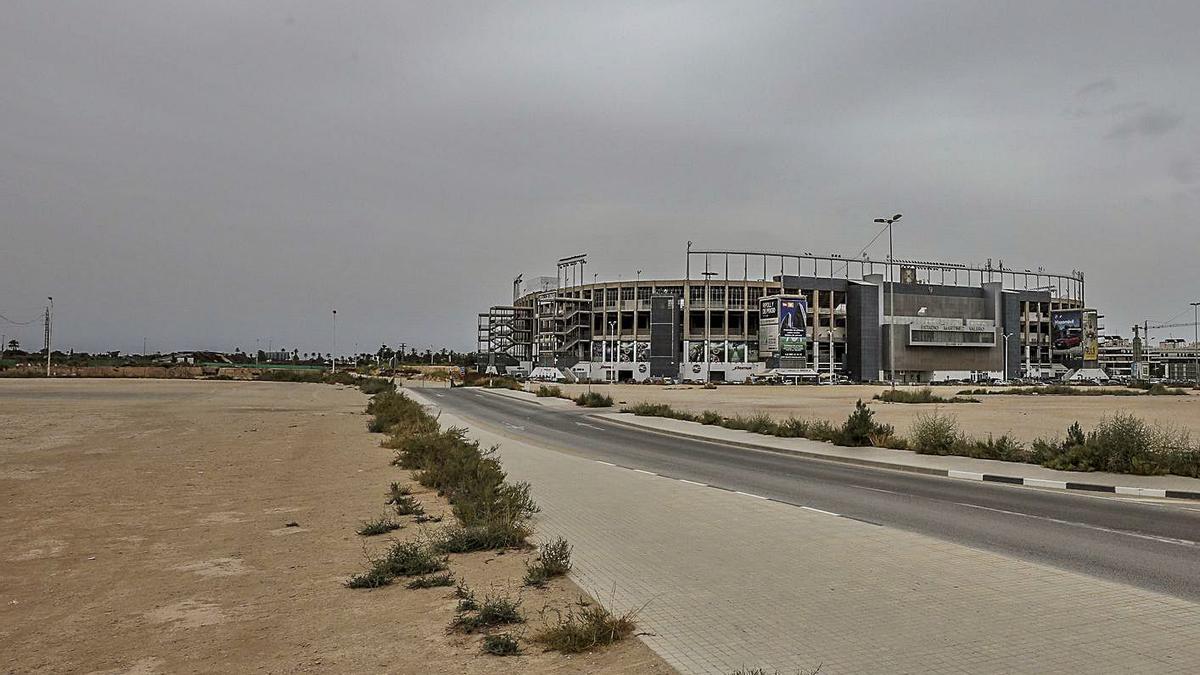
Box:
left=779, top=297, right=808, bottom=357
left=1052, top=309, right=1090, bottom=367
left=1082, top=309, right=1099, bottom=362
left=758, top=295, right=808, bottom=359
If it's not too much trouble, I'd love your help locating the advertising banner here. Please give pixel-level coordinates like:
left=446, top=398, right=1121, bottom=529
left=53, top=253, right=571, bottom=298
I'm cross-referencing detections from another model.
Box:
left=758, top=296, right=779, bottom=354
left=1051, top=309, right=1083, bottom=366
left=1082, top=310, right=1099, bottom=362
left=779, top=297, right=808, bottom=357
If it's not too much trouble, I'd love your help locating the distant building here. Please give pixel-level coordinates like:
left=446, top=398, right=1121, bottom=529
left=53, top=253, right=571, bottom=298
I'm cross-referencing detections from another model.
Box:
left=477, top=249, right=1092, bottom=384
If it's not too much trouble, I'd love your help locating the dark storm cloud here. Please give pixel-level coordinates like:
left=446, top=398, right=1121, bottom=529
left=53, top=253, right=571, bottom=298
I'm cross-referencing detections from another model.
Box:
left=3, top=1, right=1200, bottom=354
left=1106, top=107, right=1184, bottom=140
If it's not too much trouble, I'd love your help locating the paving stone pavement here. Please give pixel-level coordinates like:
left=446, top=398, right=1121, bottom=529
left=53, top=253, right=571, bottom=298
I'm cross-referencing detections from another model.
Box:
left=423, top=398, right=1200, bottom=674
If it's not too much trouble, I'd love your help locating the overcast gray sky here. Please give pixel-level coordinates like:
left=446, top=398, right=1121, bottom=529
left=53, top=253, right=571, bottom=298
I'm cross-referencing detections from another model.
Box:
left=3, top=1, right=1198, bottom=355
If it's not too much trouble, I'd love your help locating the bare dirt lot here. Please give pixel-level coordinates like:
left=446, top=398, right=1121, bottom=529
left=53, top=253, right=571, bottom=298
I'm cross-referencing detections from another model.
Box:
left=0, top=379, right=670, bottom=674
left=555, top=383, right=1200, bottom=443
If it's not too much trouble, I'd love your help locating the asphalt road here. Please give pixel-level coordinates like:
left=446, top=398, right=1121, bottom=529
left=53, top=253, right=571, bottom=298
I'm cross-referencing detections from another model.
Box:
left=427, top=387, right=1200, bottom=601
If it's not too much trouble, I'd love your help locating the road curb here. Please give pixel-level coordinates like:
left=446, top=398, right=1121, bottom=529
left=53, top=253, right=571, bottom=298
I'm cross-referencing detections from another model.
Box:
left=598, top=414, right=1200, bottom=501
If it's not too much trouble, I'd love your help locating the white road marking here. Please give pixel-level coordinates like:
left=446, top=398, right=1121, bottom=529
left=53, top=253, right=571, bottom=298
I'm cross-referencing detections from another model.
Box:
left=575, top=422, right=603, bottom=430
left=633, top=469, right=657, bottom=476
left=1024, top=478, right=1066, bottom=490
left=594, top=460, right=615, bottom=466
left=434, top=393, right=444, bottom=397
left=801, top=506, right=841, bottom=517
left=502, top=423, right=525, bottom=431
left=948, top=470, right=985, bottom=481
left=953, top=501, right=1199, bottom=548
left=852, top=485, right=900, bottom=495
left=679, top=479, right=708, bottom=487
left=736, top=490, right=769, bottom=500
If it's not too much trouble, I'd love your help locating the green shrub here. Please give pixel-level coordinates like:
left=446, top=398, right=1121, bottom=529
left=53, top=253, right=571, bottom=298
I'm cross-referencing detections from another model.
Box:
left=375, top=540, right=448, bottom=578
left=621, top=402, right=697, bottom=421
left=482, top=633, right=522, bottom=656
left=536, top=385, right=564, bottom=398
left=805, top=419, right=841, bottom=443
left=574, top=392, right=614, bottom=407
left=356, top=514, right=402, bottom=536
left=449, top=592, right=524, bottom=633
left=524, top=536, right=572, bottom=587
left=532, top=599, right=636, bottom=654
left=838, top=400, right=893, bottom=447
left=435, top=523, right=530, bottom=553
left=454, top=583, right=478, bottom=612
left=392, top=494, right=425, bottom=517
left=367, top=391, right=438, bottom=436
left=874, top=387, right=979, bottom=404
left=774, top=416, right=810, bottom=438
left=909, top=410, right=961, bottom=455
left=722, top=413, right=778, bottom=435
left=698, top=410, right=724, bottom=425
left=406, top=572, right=456, bottom=589
left=345, top=567, right=393, bottom=589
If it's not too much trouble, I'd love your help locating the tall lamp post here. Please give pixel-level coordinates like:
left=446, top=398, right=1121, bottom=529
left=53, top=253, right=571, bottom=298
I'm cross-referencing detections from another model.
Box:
left=45, top=296, right=53, bottom=378
left=331, top=309, right=337, bottom=374
left=873, top=214, right=902, bottom=388
left=1002, top=333, right=1014, bottom=383
left=1191, top=301, right=1200, bottom=387
left=608, top=320, right=617, bottom=383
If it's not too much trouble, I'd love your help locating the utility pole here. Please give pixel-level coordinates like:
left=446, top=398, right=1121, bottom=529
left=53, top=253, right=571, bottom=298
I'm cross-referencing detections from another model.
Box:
left=44, top=297, right=53, bottom=377
left=1002, top=333, right=1014, bottom=382
left=873, top=214, right=902, bottom=388
left=330, top=309, right=337, bottom=373
left=1192, top=301, right=1200, bottom=387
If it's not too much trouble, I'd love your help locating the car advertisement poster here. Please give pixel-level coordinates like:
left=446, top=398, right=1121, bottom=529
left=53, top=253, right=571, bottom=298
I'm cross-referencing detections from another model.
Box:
left=1051, top=309, right=1083, bottom=366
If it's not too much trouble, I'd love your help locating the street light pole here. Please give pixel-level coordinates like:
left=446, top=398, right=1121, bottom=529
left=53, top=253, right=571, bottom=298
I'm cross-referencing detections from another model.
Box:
left=873, top=214, right=902, bottom=389
left=1191, top=301, right=1200, bottom=387
left=1002, top=333, right=1014, bottom=382
left=45, top=296, right=53, bottom=378
left=331, top=309, right=337, bottom=374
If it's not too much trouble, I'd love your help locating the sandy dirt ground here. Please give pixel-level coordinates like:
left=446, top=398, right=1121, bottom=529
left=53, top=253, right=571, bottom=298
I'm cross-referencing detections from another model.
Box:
left=0, top=379, right=671, bottom=674
left=553, top=383, right=1200, bottom=443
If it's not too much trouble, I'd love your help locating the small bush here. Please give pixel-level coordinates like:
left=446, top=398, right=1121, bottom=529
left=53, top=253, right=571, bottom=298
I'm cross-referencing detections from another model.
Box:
left=455, top=583, right=478, bottom=612
left=450, top=592, right=524, bottom=633
left=359, top=377, right=396, bottom=395
left=392, top=494, right=425, bottom=517
left=436, top=523, right=530, bottom=553
left=722, top=412, right=778, bottom=435
left=386, top=481, right=412, bottom=500
left=874, top=387, right=979, bottom=404
left=345, top=566, right=393, bottom=589
left=838, top=400, right=893, bottom=447
left=524, top=536, right=573, bottom=587
left=774, top=416, right=810, bottom=438
left=574, top=392, right=614, bottom=408
left=909, top=410, right=961, bottom=455
left=698, top=410, right=724, bottom=425
left=536, top=385, right=563, bottom=398
left=621, top=402, right=697, bottom=421
left=482, top=633, right=522, bottom=656
left=357, top=514, right=402, bottom=537
left=533, top=599, right=636, bottom=654
left=406, top=572, right=456, bottom=589
left=375, top=540, right=448, bottom=578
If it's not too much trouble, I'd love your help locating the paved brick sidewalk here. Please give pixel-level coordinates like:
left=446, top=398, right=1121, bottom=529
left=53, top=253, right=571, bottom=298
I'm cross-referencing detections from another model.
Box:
left=596, top=412, right=1200, bottom=496
left=410, top=391, right=1200, bottom=674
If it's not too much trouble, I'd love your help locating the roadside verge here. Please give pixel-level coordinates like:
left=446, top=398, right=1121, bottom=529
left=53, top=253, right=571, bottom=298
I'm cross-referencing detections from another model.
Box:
left=595, top=412, right=1200, bottom=501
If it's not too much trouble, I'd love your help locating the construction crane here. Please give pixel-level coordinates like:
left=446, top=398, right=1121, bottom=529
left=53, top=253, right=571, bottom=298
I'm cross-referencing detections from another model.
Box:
left=1131, top=316, right=1200, bottom=382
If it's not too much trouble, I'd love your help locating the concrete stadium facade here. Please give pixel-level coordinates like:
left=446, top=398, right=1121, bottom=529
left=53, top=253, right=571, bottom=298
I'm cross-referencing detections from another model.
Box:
left=477, top=249, right=1088, bottom=384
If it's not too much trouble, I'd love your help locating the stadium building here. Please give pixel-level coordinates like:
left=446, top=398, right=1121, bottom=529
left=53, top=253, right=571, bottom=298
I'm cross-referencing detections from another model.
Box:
left=476, top=248, right=1094, bottom=384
